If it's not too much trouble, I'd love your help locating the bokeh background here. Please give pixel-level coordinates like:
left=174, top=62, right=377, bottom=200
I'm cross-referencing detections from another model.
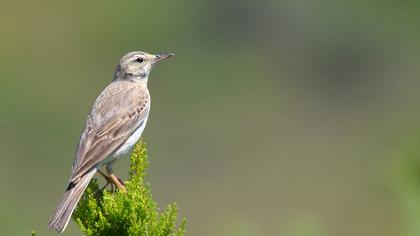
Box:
left=1, top=0, right=420, bottom=235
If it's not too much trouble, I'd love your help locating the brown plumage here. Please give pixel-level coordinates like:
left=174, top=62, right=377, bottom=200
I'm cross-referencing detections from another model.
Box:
left=70, top=81, right=150, bottom=182
left=48, top=51, right=173, bottom=233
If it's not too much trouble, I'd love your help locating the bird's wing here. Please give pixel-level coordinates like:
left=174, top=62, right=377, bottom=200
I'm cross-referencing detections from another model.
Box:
left=69, top=80, right=150, bottom=183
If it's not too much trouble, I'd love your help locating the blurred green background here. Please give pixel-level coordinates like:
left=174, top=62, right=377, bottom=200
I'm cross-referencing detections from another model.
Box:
left=1, top=0, right=420, bottom=235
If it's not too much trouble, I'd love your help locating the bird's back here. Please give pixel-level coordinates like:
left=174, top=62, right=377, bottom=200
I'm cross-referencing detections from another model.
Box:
left=70, top=80, right=150, bottom=182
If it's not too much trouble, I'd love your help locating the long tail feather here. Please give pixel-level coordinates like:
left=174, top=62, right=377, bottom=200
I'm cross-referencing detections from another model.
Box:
left=48, top=168, right=97, bottom=233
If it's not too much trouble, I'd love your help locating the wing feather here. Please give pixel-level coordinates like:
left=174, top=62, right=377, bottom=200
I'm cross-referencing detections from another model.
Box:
left=70, top=80, right=149, bottom=182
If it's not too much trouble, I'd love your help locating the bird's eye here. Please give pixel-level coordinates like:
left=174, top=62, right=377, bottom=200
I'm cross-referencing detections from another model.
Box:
left=135, top=57, right=144, bottom=63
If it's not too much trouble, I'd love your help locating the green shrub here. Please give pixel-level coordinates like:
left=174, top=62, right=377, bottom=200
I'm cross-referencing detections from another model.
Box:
left=73, top=140, right=186, bottom=236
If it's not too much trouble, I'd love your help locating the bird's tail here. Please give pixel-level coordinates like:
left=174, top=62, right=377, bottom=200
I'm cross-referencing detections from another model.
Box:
left=48, top=168, right=97, bottom=233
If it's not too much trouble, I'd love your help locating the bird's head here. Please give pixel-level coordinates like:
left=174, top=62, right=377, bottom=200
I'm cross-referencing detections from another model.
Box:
left=114, top=51, right=174, bottom=81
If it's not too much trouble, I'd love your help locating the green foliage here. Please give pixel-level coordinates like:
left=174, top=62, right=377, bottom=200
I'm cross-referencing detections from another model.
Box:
left=395, top=136, right=420, bottom=236
left=73, top=140, right=186, bottom=236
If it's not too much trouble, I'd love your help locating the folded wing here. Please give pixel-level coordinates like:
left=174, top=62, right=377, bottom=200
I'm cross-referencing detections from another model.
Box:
left=70, top=80, right=150, bottom=183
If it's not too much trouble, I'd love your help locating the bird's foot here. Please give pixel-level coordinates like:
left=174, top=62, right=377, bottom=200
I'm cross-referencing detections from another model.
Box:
left=109, top=173, right=126, bottom=192
left=97, top=169, right=126, bottom=192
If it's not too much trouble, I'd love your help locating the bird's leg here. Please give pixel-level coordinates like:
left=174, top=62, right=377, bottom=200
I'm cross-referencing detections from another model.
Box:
left=106, top=163, right=126, bottom=192
left=98, top=169, right=110, bottom=182
left=97, top=169, right=111, bottom=191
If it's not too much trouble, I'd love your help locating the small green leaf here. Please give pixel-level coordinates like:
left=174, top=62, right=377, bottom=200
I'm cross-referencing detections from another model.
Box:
left=73, top=139, right=186, bottom=235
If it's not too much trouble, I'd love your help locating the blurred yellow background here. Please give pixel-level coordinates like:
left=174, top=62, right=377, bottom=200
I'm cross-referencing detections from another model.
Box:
left=1, top=0, right=420, bottom=235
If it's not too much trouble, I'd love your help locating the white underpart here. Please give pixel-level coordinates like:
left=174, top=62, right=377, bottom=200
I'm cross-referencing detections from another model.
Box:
left=112, top=114, right=149, bottom=158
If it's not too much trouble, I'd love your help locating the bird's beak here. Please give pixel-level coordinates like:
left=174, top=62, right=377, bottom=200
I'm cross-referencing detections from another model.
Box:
left=152, top=53, right=174, bottom=64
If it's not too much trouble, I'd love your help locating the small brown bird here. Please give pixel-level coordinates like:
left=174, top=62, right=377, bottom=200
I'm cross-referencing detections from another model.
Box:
left=48, top=51, right=173, bottom=233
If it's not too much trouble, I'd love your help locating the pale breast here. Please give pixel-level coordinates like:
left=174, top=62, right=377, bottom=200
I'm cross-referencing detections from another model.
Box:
left=112, top=114, right=149, bottom=157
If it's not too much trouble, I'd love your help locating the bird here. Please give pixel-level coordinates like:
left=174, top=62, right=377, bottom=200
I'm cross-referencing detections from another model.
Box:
left=48, top=51, right=174, bottom=233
